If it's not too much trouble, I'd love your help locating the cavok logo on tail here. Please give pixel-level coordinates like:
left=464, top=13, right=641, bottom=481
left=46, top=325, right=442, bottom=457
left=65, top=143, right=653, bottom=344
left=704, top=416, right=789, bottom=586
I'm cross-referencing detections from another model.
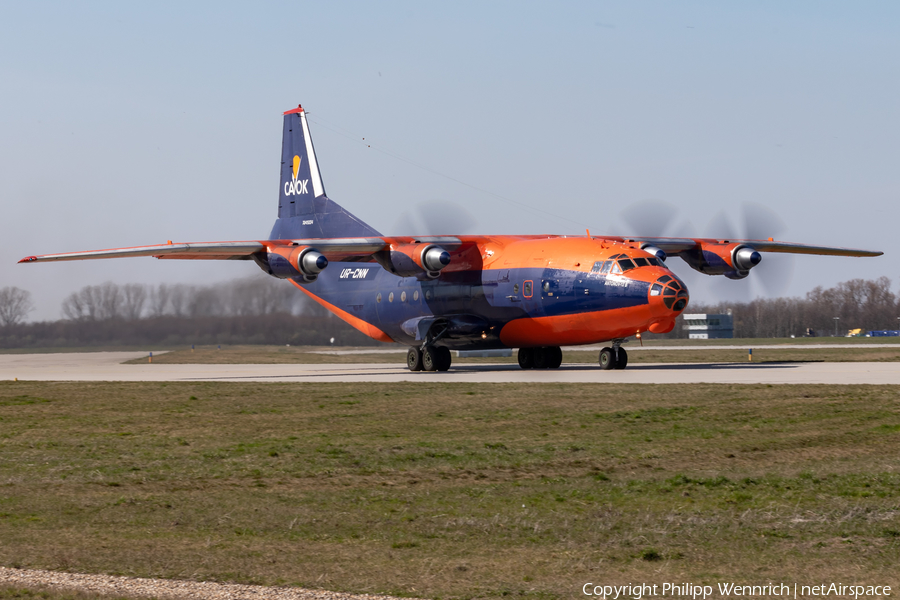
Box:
left=284, top=155, right=309, bottom=196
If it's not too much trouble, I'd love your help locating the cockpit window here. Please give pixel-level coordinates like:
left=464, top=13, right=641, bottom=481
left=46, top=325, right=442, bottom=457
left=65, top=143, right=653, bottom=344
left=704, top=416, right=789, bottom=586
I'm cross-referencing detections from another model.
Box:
left=592, top=261, right=604, bottom=272
left=600, top=261, right=612, bottom=274
left=658, top=275, right=672, bottom=283
left=633, top=257, right=649, bottom=267
left=617, top=258, right=636, bottom=272
left=647, top=257, right=660, bottom=267
left=650, top=283, right=663, bottom=296
left=609, top=261, right=623, bottom=275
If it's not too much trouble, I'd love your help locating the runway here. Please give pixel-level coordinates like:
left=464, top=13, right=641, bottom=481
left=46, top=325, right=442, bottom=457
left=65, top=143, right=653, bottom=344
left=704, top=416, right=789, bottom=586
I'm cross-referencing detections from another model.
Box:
left=1, top=351, right=899, bottom=384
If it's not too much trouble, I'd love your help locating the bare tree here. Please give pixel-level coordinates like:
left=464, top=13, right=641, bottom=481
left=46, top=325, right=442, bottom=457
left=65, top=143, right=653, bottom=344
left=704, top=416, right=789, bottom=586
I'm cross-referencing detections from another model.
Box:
left=169, top=284, right=188, bottom=317
left=148, top=284, right=171, bottom=317
left=227, top=276, right=298, bottom=316
left=122, top=283, right=148, bottom=320
left=188, top=286, right=222, bottom=317
left=96, top=282, right=123, bottom=320
left=0, top=286, right=35, bottom=326
left=62, top=286, right=99, bottom=321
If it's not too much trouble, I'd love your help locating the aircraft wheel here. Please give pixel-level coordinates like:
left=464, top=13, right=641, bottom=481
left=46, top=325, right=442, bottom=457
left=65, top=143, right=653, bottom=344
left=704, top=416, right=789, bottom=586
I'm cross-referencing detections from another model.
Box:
left=614, top=348, right=628, bottom=370
left=517, top=348, right=534, bottom=369
left=598, top=347, right=617, bottom=370
left=407, top=347, right=423, bottom=371
left=435, top=346, right=452, bottom=372
left=533, top=347, right=550, bottom=369
left=547, top=346, right=563, bottom=369
left=422, top=347, right=439, bottom=371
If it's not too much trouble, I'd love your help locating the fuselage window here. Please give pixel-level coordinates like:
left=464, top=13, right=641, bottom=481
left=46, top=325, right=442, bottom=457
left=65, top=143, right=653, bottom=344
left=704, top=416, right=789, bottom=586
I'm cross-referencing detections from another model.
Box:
left=650, top=283, right=663, bottom=296
left=523, top=281, right=533, bottom=297
left=633, top=257, right=649, bottom=267
left=543, top=281, right=550, bottom=293
left=413, top=290, right=419, bottom=301
left=376, top=293, right=382, bottom=303
left=600, top=261, right=612, bottom=274
left=389, top=292, right=394, bottom=302
left=425, top=290, right=432, bottom=300
left=513, top=283, right=519, bottom=294
left=617, top=258, right=636, bottom=272
left=610, top=262, right=623, bottom=275
left=401, top=291, right=407, bottom=302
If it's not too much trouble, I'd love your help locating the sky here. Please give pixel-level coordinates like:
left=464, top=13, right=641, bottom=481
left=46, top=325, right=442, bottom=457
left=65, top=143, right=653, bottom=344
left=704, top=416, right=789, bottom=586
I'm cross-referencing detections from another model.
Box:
left=1, top=1, right=898, bottom=320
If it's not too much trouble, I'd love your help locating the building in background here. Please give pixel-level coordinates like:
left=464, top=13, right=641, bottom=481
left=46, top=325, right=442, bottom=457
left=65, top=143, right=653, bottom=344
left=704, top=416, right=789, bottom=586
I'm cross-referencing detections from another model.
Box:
left=682, top=312, right=734, bottom=339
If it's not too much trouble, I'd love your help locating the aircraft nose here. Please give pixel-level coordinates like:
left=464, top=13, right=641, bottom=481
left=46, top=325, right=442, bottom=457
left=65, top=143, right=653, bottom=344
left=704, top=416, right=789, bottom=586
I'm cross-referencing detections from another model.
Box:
left=649, top=274, right=689, bottom=314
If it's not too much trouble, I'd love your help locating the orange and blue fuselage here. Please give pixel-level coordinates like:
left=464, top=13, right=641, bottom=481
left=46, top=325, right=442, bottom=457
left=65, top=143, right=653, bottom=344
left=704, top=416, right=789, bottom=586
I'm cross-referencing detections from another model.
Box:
left=291, top=236, right=689, bottom=349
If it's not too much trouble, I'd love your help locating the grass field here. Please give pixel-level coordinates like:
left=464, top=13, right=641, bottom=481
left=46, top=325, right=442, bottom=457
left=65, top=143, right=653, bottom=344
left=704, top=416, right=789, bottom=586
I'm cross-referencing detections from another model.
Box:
left=0, top=585, right=128, bottom=600
left=122, top=342, right=900, bottom=366
left=1, top=381, right=898, bottom=599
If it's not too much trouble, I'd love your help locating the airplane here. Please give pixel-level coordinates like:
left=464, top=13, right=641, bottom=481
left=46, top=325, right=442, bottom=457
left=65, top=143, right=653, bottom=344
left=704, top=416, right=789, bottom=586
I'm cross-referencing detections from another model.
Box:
left=19, top=104, right=882, bottom=372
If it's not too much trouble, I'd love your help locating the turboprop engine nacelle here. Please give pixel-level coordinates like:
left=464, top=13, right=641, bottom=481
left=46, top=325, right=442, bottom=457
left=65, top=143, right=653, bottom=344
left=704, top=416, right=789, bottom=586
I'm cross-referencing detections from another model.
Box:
left=680, top=242, right=762, bottom=279
left=725, top=245, right=762, bottom=280
left=375, top=243, right=451, bottom=279
left=261, top=245, right=329, bottom=282
left=640, top=244, right=667, bottom=261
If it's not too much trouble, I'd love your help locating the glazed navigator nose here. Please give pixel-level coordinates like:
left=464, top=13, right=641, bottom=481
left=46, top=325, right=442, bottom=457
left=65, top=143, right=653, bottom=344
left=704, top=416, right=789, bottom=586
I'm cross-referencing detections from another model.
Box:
left=649, top=274, right=689, bottom=314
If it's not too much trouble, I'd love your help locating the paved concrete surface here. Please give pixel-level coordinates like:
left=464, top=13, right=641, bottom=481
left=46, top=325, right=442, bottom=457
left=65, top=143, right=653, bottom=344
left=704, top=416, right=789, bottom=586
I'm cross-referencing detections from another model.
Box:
left=310, top=343, right=900, bottom=355
left=1, top=351, right=899, bottom=384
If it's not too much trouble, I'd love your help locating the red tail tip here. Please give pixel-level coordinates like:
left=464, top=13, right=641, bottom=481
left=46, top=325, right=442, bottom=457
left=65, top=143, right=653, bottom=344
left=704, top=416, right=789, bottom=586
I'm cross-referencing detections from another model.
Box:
left=283, top=104, right=304, bottom=115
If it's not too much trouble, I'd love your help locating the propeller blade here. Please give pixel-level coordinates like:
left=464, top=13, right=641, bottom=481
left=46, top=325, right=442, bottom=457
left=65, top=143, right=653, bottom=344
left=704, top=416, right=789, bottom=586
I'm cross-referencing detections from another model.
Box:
left=392, top=201, right=478, bottom=236
left=704, top=211, right=737, bottom=241
left=620, top=199, right=679, bottom=237
left=753, top=253, right=795, bottom=297
left=741, top=202, right=787, bottom=241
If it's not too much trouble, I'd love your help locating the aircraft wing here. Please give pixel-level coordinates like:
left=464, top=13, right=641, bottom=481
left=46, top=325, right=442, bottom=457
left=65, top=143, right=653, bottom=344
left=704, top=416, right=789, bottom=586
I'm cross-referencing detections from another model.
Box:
left=610, top=237, right=882, bottom=258
left=17, top=237, right=466, bottom=265
left=18, top=241, right=268, bottom=263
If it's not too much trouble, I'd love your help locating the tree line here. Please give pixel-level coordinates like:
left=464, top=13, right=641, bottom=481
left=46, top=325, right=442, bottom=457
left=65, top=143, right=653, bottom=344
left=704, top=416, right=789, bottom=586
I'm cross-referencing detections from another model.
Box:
left=0, top=277, right=381, bottom=348
left=0, top=275, right=897, bottom=347
left=670, top=277, right=900, bottom=338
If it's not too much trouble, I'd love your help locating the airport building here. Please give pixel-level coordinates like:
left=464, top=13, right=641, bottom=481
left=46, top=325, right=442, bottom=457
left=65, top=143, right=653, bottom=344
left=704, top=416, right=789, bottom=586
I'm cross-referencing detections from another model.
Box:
left=682, top=313, right=734, bottom=339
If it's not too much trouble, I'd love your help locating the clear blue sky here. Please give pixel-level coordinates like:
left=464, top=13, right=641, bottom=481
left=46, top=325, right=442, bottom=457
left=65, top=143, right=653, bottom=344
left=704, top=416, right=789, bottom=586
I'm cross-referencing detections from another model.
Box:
left=2, top=1, right=897, bottom=319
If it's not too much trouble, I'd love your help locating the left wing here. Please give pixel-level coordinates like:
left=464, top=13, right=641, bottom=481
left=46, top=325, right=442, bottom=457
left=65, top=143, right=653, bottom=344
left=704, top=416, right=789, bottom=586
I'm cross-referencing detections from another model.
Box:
left=19, top=241, right=267, bottom=263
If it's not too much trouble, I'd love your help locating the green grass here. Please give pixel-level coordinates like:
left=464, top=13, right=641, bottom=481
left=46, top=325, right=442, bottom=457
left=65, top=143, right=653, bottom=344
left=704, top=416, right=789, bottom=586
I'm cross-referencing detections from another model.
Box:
left=0, top=381, right=898, bottom=599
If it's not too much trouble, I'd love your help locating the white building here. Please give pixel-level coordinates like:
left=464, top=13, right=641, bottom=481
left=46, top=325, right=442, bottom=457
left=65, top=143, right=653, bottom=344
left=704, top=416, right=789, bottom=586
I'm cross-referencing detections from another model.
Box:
left=682, top=313, right=734, bottom=339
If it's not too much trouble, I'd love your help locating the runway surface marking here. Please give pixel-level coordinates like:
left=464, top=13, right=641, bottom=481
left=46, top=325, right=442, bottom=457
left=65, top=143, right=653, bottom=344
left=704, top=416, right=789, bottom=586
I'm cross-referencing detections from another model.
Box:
left=1, top=352, right=898, bottom=384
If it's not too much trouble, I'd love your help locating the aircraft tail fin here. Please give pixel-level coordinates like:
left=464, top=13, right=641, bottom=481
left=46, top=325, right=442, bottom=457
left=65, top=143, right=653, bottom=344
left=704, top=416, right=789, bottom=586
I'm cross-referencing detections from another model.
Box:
left=269, top=105, right=381, bottom=240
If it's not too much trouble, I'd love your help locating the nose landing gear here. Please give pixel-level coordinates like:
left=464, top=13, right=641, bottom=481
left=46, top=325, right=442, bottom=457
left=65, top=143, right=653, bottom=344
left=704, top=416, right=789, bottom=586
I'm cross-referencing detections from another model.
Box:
left=598, top=343, right=628, bottom=370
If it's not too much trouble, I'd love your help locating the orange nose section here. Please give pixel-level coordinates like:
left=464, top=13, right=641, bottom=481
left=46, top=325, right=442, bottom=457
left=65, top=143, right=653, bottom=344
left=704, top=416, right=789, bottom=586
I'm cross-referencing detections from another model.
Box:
left=648, top=273, right=689, bottom=332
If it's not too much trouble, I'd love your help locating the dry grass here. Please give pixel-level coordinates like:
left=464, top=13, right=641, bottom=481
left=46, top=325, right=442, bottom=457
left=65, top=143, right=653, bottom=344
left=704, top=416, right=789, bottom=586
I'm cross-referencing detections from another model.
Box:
left=0, top=584, right=137, bottom=600
left=123, top=343, right=900, bottom=366
left=0, top=381, right=898, bottom=599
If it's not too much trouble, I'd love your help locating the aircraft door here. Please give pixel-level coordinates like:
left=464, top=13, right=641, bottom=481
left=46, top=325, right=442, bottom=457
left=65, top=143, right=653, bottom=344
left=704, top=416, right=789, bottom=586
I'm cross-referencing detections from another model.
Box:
left=483, top=269, right=508, bottom=305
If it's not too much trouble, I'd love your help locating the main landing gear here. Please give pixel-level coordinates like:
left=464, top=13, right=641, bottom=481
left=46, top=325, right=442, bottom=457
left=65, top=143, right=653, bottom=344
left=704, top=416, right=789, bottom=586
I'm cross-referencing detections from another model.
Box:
left=517, top=346, right=563, bottom=369
left=407, top=346, right=451, bottom=372
left=598, top=344, right=628, bottom=370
